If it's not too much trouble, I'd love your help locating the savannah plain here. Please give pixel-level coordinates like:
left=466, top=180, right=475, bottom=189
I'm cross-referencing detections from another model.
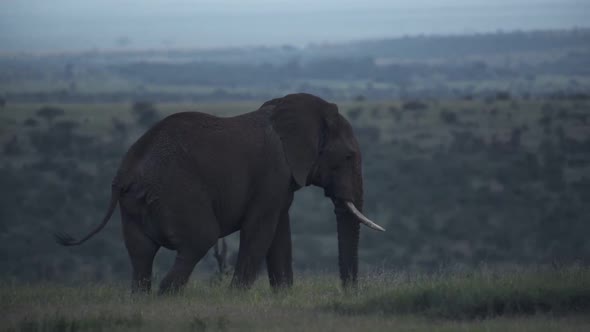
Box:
left=1, top=30, right=590, bottom=330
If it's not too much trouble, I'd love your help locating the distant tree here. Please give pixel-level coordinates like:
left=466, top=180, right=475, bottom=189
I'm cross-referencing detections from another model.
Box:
left=23, top=118, right=38, bottom=127
left=571, top=93, right=590, bottom=101
left=371, top=107, right=381, bottom=119
left=353, top=125, right=380, bottom=144
left=347, top=107, right=363, bottom=121
left=388, top=106, right=403, bottom=122
left=52, top=120, right=79, bottom=133
left=281, top=44, right=297, bottom=52
left=111, top=117, right=128, bottom=140
left=68, top=81, right=77, bottom=93
left=3, top=135, right=22, bottom=156
left=402, top=100, right=428, bottom=111
left=64, top=63, right=74, bottom=80
left=538, top=114, right=553, bottom=128
left=115, top=36, right=132, bottom=47
left=509, top=127, right=526, bottom=148
left=131, top=101, right=160, bottom=128
left=440, top=109, right=459, bottom=124
left=496, top=91, right=511, bottom=101
left=36, top=106, right=65, bottom=123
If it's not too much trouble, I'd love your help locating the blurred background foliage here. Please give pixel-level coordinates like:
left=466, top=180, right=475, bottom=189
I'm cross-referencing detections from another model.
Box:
left=1, top=29, right=589, bottom=282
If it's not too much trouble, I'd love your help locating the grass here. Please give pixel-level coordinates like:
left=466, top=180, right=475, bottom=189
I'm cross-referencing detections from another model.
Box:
left=2, top=266, right=589, bottom=331
left=330, top=266, right=590, bottom=319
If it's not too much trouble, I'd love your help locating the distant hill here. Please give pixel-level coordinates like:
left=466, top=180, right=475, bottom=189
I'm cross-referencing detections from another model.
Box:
left=1, top=29, right=589, bottom=102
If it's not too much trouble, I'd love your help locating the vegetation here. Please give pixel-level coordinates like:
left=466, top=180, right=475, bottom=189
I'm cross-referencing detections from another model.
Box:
left=1, top=27, right=589, bottom=331
left=330, top=266, right=590, bottom=319
left=1, top=97, right=589, bottom=282
left=2, top=267, right=589, bottom=331
left=1, top=29, right=590, bottom=103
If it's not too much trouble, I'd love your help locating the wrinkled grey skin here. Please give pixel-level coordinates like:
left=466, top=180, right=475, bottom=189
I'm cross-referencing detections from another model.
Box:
left=56, top=93, right=367, bottom=294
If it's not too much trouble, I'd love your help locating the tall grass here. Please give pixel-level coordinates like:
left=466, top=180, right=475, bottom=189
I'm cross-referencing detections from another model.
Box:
left=331, top=265, right=590, bottom=319
left=2, top=266, right=589, bottom=331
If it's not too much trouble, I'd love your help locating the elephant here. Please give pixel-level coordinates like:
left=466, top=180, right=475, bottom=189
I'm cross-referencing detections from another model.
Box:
left=56, top=93, right=384, bottom=294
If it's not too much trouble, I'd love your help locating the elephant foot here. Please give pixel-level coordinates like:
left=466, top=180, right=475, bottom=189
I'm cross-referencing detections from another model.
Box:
left=229, top=277, right=253, bottom=290
left=269, top=278, right=293, bottom=292
left=131, top=278, right=152, bottom=294
left=157, top=280, right=186, bottom=295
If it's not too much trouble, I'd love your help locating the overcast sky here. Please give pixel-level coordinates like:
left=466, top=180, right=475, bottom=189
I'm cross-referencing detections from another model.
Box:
left=1, top=0, right=588, bottom=52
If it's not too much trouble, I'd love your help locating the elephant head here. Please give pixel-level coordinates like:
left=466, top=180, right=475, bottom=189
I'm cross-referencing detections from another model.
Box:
left=266, top=93, right=385, bottom=288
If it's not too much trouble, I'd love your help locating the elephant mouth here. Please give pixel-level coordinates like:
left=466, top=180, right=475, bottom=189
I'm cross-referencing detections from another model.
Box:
left=333, top=197, right=386, bottom=232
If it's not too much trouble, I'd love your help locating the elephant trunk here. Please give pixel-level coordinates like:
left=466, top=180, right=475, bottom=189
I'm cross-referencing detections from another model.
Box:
left=332, top=154, right=385, bottom=288
left=333, top=159, right=364, bottom=289
left=335, top=199, right=361, bottom=288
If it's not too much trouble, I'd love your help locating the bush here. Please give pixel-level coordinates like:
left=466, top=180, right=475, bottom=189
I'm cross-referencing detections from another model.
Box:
left=440, top=109, right=458, bottom=124
left=3, top=135, right=22, bottom=156
left=131, top=101, right=160, bottom=128
left=347, top=107, right=363, bottom=121
left=402, top=100, right=428, bottom=111
left=496, top=91, right=511, bottom=101
left=23, top=118, right=38, bottom=127
left=36, top=106, right=65, bottom=123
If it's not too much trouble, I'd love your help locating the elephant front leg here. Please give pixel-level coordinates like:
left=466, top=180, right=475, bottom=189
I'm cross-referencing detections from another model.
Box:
left=266, top=210, right=293, bottom=290
left=231, top=204, right=287, bottom=289
left=231, top=224, right=277, bottom=289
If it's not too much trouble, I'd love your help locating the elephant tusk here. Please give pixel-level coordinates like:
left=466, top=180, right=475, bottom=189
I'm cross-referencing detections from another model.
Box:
left=345, top=201, right=386, bottom=232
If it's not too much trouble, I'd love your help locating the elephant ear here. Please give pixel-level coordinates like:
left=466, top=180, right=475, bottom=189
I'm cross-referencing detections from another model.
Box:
left=270, top=94, right=338, bottom=187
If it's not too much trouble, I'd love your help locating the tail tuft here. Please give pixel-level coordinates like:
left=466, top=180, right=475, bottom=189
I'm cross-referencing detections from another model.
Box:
left=54, top=186, right=120, bottom=247
left=54, top=232, right=78, bottom=246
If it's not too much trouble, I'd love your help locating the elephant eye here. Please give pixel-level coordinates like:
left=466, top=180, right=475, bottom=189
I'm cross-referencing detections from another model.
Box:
left=345, top=154, right=353, bottom=161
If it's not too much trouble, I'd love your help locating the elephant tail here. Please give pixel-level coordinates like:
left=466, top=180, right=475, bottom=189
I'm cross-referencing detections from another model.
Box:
left=55, top=185, right=120, bottom=246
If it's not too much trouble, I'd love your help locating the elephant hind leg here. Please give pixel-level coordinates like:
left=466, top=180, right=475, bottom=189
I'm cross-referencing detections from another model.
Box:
left=158, top=227, right=218, bottom=294
left=121, top=208, right=160, bottom=294
left=155, top=199, right=219, bottom=295
left=158, top=248, right=211, bottom=295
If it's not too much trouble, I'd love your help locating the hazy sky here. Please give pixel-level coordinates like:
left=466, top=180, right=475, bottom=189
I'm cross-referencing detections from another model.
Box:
left=1, top=0, right=588, bottom=52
